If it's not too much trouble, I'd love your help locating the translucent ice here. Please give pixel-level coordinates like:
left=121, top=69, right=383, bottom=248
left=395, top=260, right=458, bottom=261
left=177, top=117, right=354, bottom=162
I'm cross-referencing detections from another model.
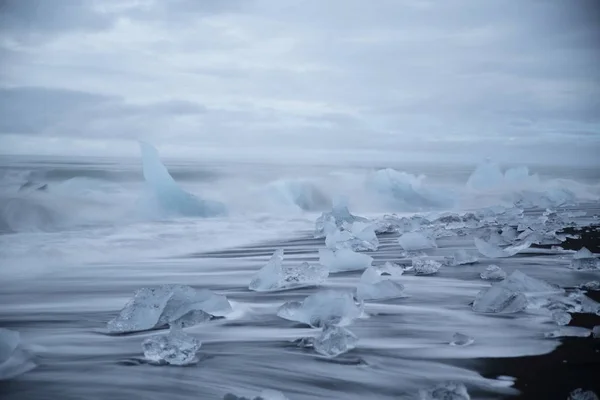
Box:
left=451, top=250, right=479, bottom=266
left=314, top=199, right=367, bottom=238
left=593, top=326, right=600, bottom=339
left=318, top=248, right=373, bottom=273
left=0, top=328, right=36, bottom=380
left=568, top=389, right=599, bottom=400
left=412, top=258, right=442, bottom=275
left=580, top=281, right=600, bottom=291
left=107, top=285, right=232, bottom=333
left=313, top=325, right=358, bottom=358
left=249, top=249, right=328, bottom=292
left=574, top=247, right=594, bottom=259
left=472, top=286, right=528, bottom=314
left=398, top=232, right=437, bottom=251
left=142, top=327, right=201, bottom=365
left=419, top=381, right=470, bottom=400
left=224, top=389, right=289, bottom=400
left=552, top=311, right=572, bottom=326
left=474, top=237, right=531, bottom=258
left=480, top=265, right=507, bottom=281
left=139, top=142, right=226, bottom=217
left=570, top=247, right=600, bottom=270
left=501, top=270, right=563, bottom=295
left=325, top=222, right=379, bottom=252
left=449, top=332, right=474, bottom=347
left=355, top=267, right=406, bottom=301
left=276, top=290, right=363, bottom=328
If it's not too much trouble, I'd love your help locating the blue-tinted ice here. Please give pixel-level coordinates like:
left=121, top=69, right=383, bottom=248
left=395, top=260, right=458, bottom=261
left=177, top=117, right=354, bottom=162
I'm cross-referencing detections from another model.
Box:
left=277, top=290, right=363, bottom=328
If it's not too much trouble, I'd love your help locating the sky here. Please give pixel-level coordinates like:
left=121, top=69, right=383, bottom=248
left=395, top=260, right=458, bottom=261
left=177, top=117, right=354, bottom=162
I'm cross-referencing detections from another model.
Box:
left=0, top=0, right=599, bottom=165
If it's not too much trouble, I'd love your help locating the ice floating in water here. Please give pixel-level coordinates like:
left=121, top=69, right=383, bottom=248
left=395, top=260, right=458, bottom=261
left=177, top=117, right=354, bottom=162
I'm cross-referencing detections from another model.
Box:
left=107, top=285, right=232, bottom=333
left=355, top=267, right=405, bottom=301
left=224, top=389, right=289, bottom=400
left=325, top=222, right=379, bottom=251
left=570, top=247, right=600, bottom=270
left=318, top=248, right=373, bottom=273
left=142, top=327, right=201, bottom=365
left=398, top=232, right=437, bottom=251
left=276, top=290, right=363, bottom=328
left=419, top=381, right=470, bottom=400
left=449, top=332, right=474, bottom=347
left=551, top=311, right=572, bottom=326
left=412, top=258, right=442, bottom=275
left=568, top=389, right=599, bottom=400
left=249, top=249, right=328, bottom=292
left=0, top=328, right=36, bottom=380
left=139, top=142, right=226, bottom=217
left=480, top=265, right=507, bottom=281
left=450, top=250, right=479, bottom=266
left=474, top=237, right=531, bottom=258
left=313, top=325, right=358, bottom=358
left=314, top=199, right=367, bottom=238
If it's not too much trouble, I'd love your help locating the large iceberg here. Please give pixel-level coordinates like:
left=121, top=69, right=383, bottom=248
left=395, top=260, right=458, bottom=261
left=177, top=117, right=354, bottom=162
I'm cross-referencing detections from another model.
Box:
left=474, top=237, right=531, bottom=258
left=277, top=290, right=363, bottom=328
left=398, top=232, right=437, bottom=251
left=249, top=249, right=328, bottom=292
left=0, top=328, right=36, bottom=380
left=355, top=267, right=406, bottom=301
left=314, top=199, right=367, bottom=238
left=139, top=142, right=226, bottom=217
left=313, top=325, right=358, bottom=358
left=142, top=327, right=201, bottom=365
left=325, top=222, right=379, bottom=251
left=319, top=248, right=373, bottom=273
left=107, top=285, right=232, bottom=333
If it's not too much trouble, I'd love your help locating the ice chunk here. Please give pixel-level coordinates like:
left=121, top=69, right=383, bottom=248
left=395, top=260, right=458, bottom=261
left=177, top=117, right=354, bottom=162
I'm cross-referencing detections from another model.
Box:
left=570, top=248, right=600, bottom=270
left=412, top=258, right=442, bottom=275
left=398, top=232, right=437, bottom=251
left=474, top=237, right=531, bottom=258
left=142, top=327, right=201, bottom=365
left=545, top=327, right=591, bottom=338
left=451, top=250, right=479, bottom=266
left=502, top=270, right=563, bottom=295
left=552, top=311, right=572, bottom=326
left=139, top=142, right=226, bottom=217
left=314, top=199, right=367, bottom=238
left=0, top=328, right=36, bottom=380
left=378, top=261, right=405, bottom=277
left=449, top=332, right=474, bottom=347
left=249, top=249, right=328, bottom=292
left=355, top=267, right=406, bottom=301
left=593, top=326, right=600, bottom=339
left=574, top=247, right=594, bottom=259
left=419, top=381, right=470, bottom=400
left=224, top=389, right=289, bottom=400
left=568, top=389, right=599, bottom=400
left=472, top=286, right=528, bottom=314
left=580, top=281, right=600, bottom=291
left=276, top=290, right=363, bottom=328
left=480, top=265, right=507, bottom=281
left=325, top=222, right=379, bottom=252
left=107, top=285, right=232, bottom=333
left=313, top=325, right=358, bottom=358
left=318, top=248, right=373, bottom=273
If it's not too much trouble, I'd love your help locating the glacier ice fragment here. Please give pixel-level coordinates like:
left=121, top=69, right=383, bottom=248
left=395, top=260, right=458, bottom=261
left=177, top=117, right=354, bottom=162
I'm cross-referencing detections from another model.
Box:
left=480, top=265, right=507, bottom=281
left=450, top=333, right=474, bottom=347
left=570, top=247, right=600, bottom=270
left=325, top=222, right=379, bottom=251
left=568, top=389, right=599, bottom=400
left=419, top=381, right=470, bottom=400
left=580, top=281, right=600, bottom=291
left=412, top=258, right=442, bottom=275
left=318, top=248, right=373, bottom=273
left=313, top=325, right=358, bottom=358
left=249, top=249, right=328, bottom=292
left=142, top=327, right=201, bottom=366
left=314, top=200, right=367, bottom=238
left=224, top=389, right=289, bottom=400
left=552, top=311, right=572, bottom=326
left=355, top=267, right=405, bottom=301
left=474, top=237, right=531, bottom=258
left=544, top=327, right=591, bottom=338
left=398, top=232, right=437, bottom=251
left=276, top=290, right=363, bottom=328
left=451, top=250, right=479, bottom=266
left=472, top=286, right=528, bottom=314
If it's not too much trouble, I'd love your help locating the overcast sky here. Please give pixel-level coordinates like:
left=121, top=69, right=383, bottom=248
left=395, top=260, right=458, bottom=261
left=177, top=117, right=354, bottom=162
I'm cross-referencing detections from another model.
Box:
left=0, top=0, right=599, bottom=164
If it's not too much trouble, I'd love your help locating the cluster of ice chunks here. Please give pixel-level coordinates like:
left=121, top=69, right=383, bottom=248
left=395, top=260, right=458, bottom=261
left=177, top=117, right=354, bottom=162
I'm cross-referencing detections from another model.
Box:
left=355, top=266, right=406, bottom=301
left=419, top=381, right=470, bottom=400
left=325, top=221, right=379, bottom=251
left=398, top=232, right=437, bottom=251
left=107, top=285, right=232, bottom=333
left=314, top=200, right=367, bottom=238
left=474, top=237, right=531, bottom=258
left=373, top=214, right=431, bottom=234
left=480, top=265, right=507, bottom=281
left=570, top=247, right=600, bottom=271
left=0, top=328, right=36, bottom=380
left=249, top=249, right=328, bottom=292
left=318, top=248, right=373, bottom=273
left=224, top=389, right=289, bottom=400
left=412, top=258, right=442, bottom=275
left=277, top=290, right=363, bottom=328
left=142, top=326, right=201, bottom=365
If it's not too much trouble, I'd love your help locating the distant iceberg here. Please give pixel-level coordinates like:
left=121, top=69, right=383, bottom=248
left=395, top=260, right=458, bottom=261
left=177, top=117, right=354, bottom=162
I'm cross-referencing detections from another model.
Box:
left=249, top=249, right=328, bottom=292
left=139, top=142, right=226, bottom=217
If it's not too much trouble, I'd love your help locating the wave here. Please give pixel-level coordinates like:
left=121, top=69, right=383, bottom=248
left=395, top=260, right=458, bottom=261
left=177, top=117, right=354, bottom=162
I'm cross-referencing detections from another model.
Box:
left=263, top=179, right=331, bottom=212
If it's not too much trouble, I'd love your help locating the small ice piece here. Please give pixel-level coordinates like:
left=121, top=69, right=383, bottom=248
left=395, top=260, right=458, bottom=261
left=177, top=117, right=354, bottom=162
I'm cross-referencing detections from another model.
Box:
left=552, top=311, right=572, bottom=326
left=474, top=237, right=531, bottom=258
left=480, top=265, right=507, bottom=281
left=570, top=247, right=600, bottom=271
left=0, top=328, right=36, bottom=380
left=451, top=250, right=479, bottom=266
left=249, top=249, right=328, bottom=292
left=398, top=232, right=437, bottom=251
left=502, top=270, right=563, bottom=295
left=419, top=381, right=470, bottom=400
left=472, top=286, right=528, bottom=314
left=450, top=333, right=474, bottom=347
left=412, top=258, right=442, bottom=275
left=378, top=261, right=405, bottom=277
left=142, top=328, right=201, bottom=366
left=276, top=290, right=363, bottom=328
left=355, top=267, right=405, bottom=301
left=318, top=248, right=373, bottom=273
left=224, top=389, right=289, bottom=400
left=313, top=325, right=358, bottom=357
left=544, top=326, right=591, bottom=338
left=574, top=247, right=594, bottom=259
left=325, top=222, right=379, bottom=252
left=107, top=285, right=232, bottom=333
left=568, top=389, right=599, bottom=400
left=592, top=326, right=600, bottom=339
left=580, top=281, right=600, bottom=291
